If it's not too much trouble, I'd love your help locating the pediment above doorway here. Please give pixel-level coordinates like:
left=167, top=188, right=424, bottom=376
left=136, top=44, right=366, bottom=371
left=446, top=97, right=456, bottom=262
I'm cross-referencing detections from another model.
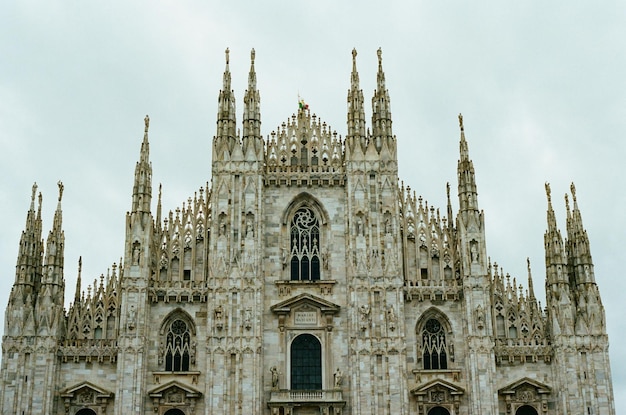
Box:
left=271, top=293, right=341, bottom=332
left=498, top=377, right=551, bottom=414
left=59, top=381, right=113, bottom=415
left=148, top=380, right=202, bottom=415
left=410, top=379, right=464, bottom=415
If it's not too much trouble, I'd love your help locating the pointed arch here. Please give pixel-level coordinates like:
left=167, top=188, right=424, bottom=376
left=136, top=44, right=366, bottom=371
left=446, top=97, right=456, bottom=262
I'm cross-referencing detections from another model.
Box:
left=160, top=309, right=196, bottom=372
left=416, top=308, right=453, bottom=370
left=281, top=192, right=330, bottom=226
left=282, top=193, right=329, bottom=282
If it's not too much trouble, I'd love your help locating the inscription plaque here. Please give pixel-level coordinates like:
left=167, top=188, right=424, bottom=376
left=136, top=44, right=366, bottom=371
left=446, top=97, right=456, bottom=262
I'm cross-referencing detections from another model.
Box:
left=294, top=311, right=317, bottom=325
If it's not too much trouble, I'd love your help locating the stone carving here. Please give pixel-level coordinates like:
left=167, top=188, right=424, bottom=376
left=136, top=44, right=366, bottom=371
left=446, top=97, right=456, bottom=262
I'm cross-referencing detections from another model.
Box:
left=270, top=366, right=280, bottom=389
left=470, top=240, right=479, bottom=263
left=77, top=389, right=95, bottom=404
left=475, top=304, right=485, bottom=330
left=334, top=368, right=343, bottom=388
left=387, top=305, right=396, bottom=331
left=244, top=308, right=252, bottom=330
left=127, top=305, right=136, bottom=330
left=430, top=390, right=445, bottom=403
left=215, top=305, right=224, bottom=330
left=359, top=304, right=370, bottom=331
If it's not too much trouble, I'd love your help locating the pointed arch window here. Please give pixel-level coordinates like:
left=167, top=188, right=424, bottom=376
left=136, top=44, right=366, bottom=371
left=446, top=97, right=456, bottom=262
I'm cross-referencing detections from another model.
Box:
left=165, top=319, right=191, bottom=372
left=290, top=207, right=321, bottom=281
left=422, top=318, right=448, bottom=370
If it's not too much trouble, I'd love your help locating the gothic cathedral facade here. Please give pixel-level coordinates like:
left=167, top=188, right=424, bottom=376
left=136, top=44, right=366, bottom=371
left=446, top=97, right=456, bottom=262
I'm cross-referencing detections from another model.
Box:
left=1, top=49, right=615, bottom=415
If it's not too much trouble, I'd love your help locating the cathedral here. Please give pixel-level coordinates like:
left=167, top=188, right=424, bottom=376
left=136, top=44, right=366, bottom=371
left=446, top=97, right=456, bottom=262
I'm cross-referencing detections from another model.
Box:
left=0, top=49, right=616, bottom=415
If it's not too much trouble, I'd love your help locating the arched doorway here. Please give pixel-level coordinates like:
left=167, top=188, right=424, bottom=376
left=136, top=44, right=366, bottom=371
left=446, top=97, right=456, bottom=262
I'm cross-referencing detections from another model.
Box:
left=163, top=409, right=186, bottom=415
left=291, top=334, right=322, bottom=390
left=428, top=407, right=450, bottom=415
left=75, top=409, right=97, bottom=415
left=516, top=405, right=538, bottom=415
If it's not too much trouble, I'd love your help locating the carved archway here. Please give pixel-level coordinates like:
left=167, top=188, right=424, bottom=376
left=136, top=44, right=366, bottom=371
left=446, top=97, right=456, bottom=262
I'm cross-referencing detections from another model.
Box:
left=428, top=407, right=451, bottom=415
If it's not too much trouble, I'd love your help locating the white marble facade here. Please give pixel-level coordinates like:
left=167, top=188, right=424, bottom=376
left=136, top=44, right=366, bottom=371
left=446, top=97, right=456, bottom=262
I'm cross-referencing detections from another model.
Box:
left=1, top=49, right=615, bottom=415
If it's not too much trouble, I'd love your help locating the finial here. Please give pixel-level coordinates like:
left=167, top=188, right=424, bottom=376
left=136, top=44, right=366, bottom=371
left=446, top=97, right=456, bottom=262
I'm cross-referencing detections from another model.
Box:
left=564, top=193, right=570, bottom=212
left=377, top=47, right=382, bottom=66
left=352, top=48, right=357, bottom=60
left=446, top=182, right=450, bottom=197
left=144, top=114, right=150, bottom=132
left=225, top=47, right=230, bottom=64
left=545, top=182, right=551, bottom=203
left=527, top=257, right=531, bottom=272
left=31, top=182, right=38, bottom=203
left=570, top=182, right=577, bottom=202
left=251, top=48, right=255, bottom=64
left=458, top=113, right=464, bottom=131
left=57, top=181, right=64, bottom=202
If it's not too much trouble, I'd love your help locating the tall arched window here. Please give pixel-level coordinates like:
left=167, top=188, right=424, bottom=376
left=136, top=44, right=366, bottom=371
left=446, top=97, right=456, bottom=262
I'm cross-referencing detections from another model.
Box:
left=291, top=334, right=322, bottom=390
left=290, top=207, right=321, bottom=281
left=165, top=319, right=191, bottom=372
left=422, top=318, right=448, bottom=370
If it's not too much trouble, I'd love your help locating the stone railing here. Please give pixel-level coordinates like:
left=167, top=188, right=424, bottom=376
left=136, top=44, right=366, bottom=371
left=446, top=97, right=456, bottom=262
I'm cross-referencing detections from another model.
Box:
left=269, top=389, right=343, bottom=403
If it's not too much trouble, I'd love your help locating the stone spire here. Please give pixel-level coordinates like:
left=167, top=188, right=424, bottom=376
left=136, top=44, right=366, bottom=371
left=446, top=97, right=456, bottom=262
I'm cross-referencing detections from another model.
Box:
left=74, top=256, right=82, bottom=305
left=214, top=47, right=237, bottom=159
left=456, top=114, right=479, bottom=215
left=44, top=181, right=65, bottom=277
left=36, top=181, right=66, bottom=335
left=565, top=183, right=595, bottom=284
left=15, top=183, right=44, bottom=288
left=346, top=48, right=366, bottom=154
left=543, top=182, right=574, bottom=335
left=372, top=48, right=395, bottom=151
left=242, top=48, right=262, bottom=160
left=5, top=184, right=44, bottom=336
left=543, top=183, right=567, bottom=282
left=527, top=257, right=535, bottom=301
left=131, top=115, right=153, bottom=215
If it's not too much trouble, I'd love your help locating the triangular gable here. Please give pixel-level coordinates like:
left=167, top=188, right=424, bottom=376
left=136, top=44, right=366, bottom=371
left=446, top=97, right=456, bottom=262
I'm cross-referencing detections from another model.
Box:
left=410, top=379, right=465, bottom=396
left=60, top=381, right=113, bottom=399
left=499, top=377, right=551, bottom=395
left=271, top=293, right=340, bottom=314
left=148, top=380, right=202, bottom=398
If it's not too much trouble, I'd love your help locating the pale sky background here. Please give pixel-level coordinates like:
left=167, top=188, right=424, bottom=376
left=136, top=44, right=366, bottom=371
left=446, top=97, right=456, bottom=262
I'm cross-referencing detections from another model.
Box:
left=0, top=1, right=624, bottom=411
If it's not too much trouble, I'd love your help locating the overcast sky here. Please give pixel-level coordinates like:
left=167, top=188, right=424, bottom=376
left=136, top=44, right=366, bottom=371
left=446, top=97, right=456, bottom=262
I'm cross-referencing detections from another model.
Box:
left=1, top=1, right=624, bottom=411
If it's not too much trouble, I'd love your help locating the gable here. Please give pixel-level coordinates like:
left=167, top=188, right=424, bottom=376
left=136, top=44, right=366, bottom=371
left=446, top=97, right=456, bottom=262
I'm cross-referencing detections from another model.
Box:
left=271, top=293, right=340, bottom=314
left=499, top=377, right=551, bottom=395
left=410, top=379, right=465, bottom=396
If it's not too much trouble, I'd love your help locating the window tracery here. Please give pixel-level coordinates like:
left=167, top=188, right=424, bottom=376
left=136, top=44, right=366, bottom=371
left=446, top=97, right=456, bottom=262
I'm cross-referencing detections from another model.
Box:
left=165, top=319, right=191, bottom=372
left=422, top=318, right=448, bottom=370
left=290, top=207, right=321, bottom=281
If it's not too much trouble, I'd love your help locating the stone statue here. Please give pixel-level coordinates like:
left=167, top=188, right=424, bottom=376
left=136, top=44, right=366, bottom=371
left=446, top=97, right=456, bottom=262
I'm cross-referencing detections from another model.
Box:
left=270, top=366, right=279, bottom=389
left=334, top=368, right=343, bottom=388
